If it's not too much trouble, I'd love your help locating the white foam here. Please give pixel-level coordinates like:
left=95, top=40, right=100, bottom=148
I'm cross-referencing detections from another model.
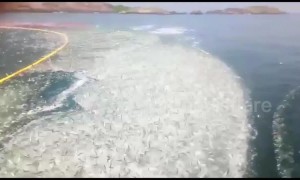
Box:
left=0, top=29, right=250, bottom=177
left=150, top=27, right=188, bottom=35
left=200, top=49, right=210, bottom=55
left=26, top=103, right=62, bottom=115
left=56, top=74, right=87, bottom=103
left=192, top=41, right=200, bottom=47
left=131, top=25, right=155, bottom=31
left=27, top=74, right=88, bottom=115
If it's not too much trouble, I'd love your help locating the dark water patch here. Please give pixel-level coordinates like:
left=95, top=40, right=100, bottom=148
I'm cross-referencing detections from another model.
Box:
left=23, top=71, right=78, bottom=109
left=0, top=70, right=83, bottom=141
left=2, top=70, right=81, bottom=111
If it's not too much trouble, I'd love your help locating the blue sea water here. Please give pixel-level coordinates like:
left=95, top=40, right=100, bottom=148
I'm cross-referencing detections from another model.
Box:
left=1, top=13, right=300, bottom=177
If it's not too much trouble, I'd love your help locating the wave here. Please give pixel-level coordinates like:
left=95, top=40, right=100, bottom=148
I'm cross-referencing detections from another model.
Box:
left=131, top=25, right=155, bottom=31
left=149, top=27, right=188, bottom=35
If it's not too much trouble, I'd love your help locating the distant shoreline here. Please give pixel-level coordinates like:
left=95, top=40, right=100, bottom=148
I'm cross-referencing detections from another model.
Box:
left=0, top=3, right=288, bottom=15
left=0, top=11, right=292, bottom=15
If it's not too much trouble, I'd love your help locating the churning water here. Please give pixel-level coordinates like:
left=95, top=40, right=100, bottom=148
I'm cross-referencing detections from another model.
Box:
left=0, top=27, right=250, bottom=177
left=0, top=13, right=300, bottom=177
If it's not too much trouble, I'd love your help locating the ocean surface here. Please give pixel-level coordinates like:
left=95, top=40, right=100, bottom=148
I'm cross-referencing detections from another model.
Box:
left=0, top=13, right=300, bottom=177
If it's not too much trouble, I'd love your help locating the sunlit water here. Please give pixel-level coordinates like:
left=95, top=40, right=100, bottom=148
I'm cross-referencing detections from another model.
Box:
left=0, top=13, right=300, bottom=177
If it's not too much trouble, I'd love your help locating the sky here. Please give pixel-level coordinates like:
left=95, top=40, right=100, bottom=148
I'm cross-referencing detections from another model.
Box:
left=109, top=2, right=300, bottom=13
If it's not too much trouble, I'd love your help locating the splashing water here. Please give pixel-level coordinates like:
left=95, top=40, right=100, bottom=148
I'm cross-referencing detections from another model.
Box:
left=149, top=27, right=188, bottom=35
left=131, top=25, right=155, bottom=31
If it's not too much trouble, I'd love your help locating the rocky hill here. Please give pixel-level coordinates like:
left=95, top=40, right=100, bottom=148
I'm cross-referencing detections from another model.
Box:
left=0, top=3, right=287, bottom=15
left=0, top=2, right=114, bottom=13
left=169, top=11, right=187, bottom=15
left=190, top=10, right=203, bottom=15
left=205, top=6, right=286, bottom=14
left=245, top=6, right=286, bottom=14
left=119, top=7, right=170, bottom=15
left=0, top=2, right=171, bottom=15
